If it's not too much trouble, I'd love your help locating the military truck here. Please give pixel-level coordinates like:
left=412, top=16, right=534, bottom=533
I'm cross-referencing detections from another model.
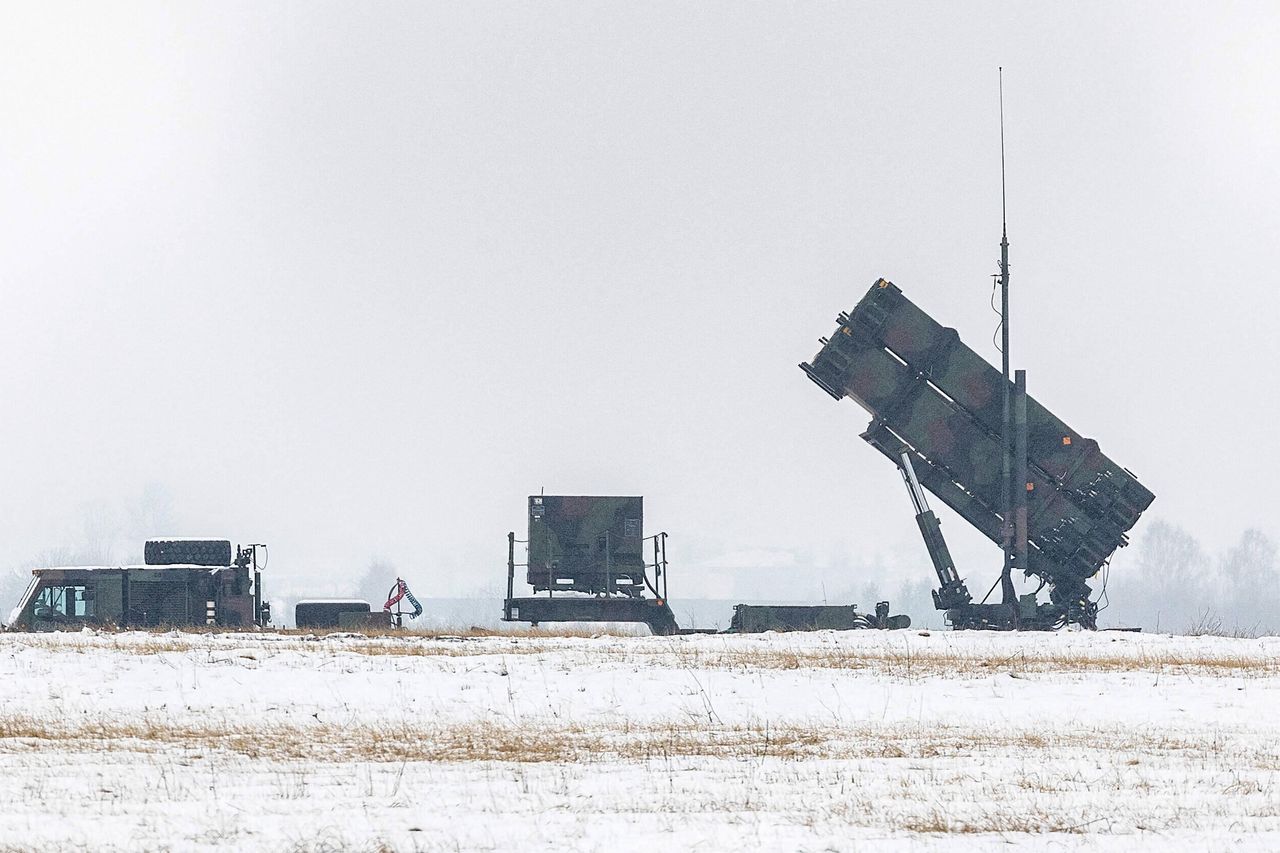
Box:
left=5, top=539, right=269, bottom=631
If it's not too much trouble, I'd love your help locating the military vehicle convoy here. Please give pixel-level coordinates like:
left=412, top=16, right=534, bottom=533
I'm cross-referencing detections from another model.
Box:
left=8, top=278, right=1151, bottom=637
left=5, top=278, right=1151, bottom=635
left=2, top=74, right=1154, bottom=637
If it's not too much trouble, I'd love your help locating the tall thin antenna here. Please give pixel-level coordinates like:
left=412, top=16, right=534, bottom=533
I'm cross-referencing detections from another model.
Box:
left=999, top=67, right=1007, bottom=232
left=998, top=66, right=1016, bottom=605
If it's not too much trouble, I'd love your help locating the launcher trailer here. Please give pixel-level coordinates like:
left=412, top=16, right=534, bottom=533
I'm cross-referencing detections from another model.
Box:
left=801, top=279, right=1154, bottom=630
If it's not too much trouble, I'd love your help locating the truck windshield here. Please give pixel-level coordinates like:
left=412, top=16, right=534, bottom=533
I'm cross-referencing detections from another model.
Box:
left=33, top=585, right=91, bottom=620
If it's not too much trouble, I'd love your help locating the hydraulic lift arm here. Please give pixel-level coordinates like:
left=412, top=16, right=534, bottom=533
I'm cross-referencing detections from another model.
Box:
left=896, top=451, right=973, bottom=612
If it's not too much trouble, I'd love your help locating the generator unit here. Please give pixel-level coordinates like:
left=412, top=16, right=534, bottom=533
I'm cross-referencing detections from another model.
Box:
left=295, top=599, right=392, bottom=630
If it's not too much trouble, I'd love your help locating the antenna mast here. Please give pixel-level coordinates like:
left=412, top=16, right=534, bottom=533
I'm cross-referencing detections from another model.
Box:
left=997, top=67, right=1017, bottom=606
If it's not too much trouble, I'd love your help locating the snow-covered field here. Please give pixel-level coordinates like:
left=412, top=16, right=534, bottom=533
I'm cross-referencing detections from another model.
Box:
left=1, top=628, right=1278, bottom=852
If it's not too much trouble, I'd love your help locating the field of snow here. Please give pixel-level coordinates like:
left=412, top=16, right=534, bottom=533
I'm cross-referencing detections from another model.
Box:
left=0, top=628, right=1278, bottom=852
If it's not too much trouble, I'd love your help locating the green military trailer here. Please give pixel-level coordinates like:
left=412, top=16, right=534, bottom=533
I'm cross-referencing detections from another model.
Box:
left=729, top=603, right=910, bottom=633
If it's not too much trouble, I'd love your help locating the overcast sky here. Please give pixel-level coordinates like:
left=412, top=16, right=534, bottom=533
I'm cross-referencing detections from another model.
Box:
left=2, top=2, right=1276, bottom=602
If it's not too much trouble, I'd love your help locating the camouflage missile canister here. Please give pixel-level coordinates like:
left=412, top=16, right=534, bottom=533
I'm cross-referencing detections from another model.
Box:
left=801, top=279, right=1154, bottom=590
left=527, top=496, right=647, bottom=596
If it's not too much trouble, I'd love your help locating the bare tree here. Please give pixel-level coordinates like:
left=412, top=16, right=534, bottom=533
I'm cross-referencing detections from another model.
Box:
left=1104, top=520, right=1210, bottom=632
left=1, top=487, right=181, bottom=620
left=1215, top=529, right=1277, bottom=635
left=124, top=483, right=177, bottom=562
left=356, top=558, right=399, bottom=607
left=1103, top=521, right=1280, bottom=635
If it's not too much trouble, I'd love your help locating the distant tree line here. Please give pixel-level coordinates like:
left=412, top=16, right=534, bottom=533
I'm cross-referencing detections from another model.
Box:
left=1101, top=521, right=1279, bottom=636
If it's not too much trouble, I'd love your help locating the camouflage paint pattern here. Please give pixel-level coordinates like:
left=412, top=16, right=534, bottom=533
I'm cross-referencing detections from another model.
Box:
left=801, top=279, right=1155, bottom=593
left=527, top=496, right=646, bottom=595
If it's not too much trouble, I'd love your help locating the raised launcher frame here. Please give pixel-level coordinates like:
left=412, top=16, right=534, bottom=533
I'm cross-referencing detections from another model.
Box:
left=801, top=279, right=1155, bottom=629
left=504, top=495, right=677, bottom=635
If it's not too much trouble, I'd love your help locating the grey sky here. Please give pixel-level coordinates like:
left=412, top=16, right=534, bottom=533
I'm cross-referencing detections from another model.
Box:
left=2, top=3, right=1276, bottom=601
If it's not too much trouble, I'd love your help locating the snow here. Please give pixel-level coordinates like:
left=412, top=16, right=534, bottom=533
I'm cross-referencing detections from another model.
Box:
left=293, top=599, right=373, bottom=606
left=0, top=628, right=1278, bottom=850
left=21, top=564, right=227, bottom=572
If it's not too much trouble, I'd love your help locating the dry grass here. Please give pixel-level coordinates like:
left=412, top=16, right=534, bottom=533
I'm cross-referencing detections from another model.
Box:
left=656, top=643, right=1280, bottom=677
left=899, top=809, right=1106, bottom=834
left=0, top=715, right=844, bottom=763
left=0, top=713, right=1271, bottom=769
left=0, top=631, right=588, bottom=659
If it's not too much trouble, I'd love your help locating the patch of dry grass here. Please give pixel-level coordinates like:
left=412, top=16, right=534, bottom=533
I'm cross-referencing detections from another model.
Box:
left=0, top=715, right=838, bottom=763
left=658, top=643, right=1280, bottom=678
left=0, top=632, right=562, bottom=659
left=0, top=714, right=1271, bottom=769
left=899, top=808, right=1104, bottom=834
